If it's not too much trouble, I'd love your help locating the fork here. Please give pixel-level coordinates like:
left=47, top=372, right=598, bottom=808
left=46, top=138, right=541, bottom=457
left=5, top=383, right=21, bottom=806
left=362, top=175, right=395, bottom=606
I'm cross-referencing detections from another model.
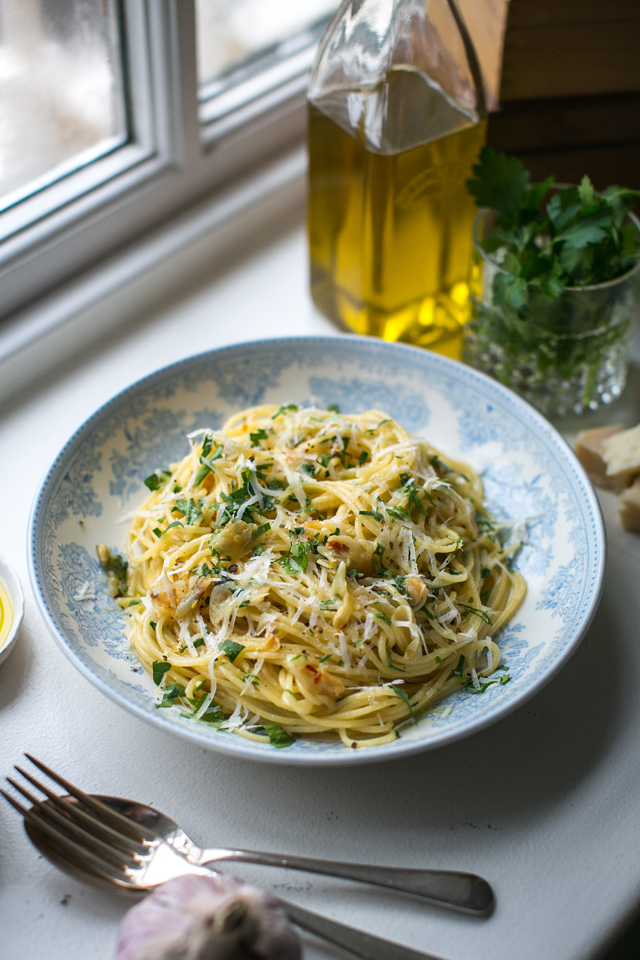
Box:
left=3, top=756, right=477, bottom=960
left=3, top=755, right=492, bottom=914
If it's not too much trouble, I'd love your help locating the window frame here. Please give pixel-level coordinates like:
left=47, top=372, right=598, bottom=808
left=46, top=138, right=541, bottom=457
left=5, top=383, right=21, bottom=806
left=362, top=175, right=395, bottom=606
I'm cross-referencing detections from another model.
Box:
left=0, top=0, right=324, bottom=325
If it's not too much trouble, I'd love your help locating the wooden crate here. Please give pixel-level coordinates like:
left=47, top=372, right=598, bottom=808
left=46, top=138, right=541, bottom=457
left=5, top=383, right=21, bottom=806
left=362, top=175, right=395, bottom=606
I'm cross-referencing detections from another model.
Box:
left=475, top=0, right=640, bottom=188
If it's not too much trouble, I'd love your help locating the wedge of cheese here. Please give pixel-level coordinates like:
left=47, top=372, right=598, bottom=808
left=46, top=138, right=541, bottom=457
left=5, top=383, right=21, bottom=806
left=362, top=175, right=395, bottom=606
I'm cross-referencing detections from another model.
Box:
left=619, top=479, right=640, bottom=533
left=574, top=424, right=624, bottom=489
left=602, top=424, right=640, bottom=491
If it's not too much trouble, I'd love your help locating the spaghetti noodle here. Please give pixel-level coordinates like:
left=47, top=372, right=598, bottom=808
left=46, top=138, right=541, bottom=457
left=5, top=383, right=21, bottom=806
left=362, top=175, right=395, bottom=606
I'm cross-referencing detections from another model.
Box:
left=118, top=405, right=525, bottom=748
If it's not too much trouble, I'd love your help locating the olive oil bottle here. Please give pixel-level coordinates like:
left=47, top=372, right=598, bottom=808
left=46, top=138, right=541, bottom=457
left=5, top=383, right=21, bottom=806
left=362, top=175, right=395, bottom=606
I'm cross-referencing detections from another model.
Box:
left=307, top=0, right=486, bottom=358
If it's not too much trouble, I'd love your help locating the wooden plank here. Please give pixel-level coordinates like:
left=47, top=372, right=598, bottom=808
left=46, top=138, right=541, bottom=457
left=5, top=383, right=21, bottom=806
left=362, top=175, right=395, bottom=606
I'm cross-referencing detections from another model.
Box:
left=498, top=142, right=640, bottom=191
left=487, top=93, right=640, bottom=153
left=500, top=20, right=640, bottom=100
left=507, top=0, right=640, bottom=29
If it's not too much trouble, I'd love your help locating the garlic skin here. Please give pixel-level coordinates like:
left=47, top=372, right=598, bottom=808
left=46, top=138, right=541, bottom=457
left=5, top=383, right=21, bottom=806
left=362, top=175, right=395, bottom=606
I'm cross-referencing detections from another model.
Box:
left=114, top=874, right=301, bottom=960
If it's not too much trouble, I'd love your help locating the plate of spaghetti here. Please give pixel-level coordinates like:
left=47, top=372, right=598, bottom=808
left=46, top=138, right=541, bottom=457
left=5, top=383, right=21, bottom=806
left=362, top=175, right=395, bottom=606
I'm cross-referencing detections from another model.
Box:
left=30, top=337, right=605, bottom=764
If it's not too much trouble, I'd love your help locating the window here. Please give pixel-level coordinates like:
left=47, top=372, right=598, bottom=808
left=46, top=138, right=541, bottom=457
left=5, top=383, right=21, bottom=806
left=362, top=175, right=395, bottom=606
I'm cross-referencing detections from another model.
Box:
left=0, top=0, right=339, bottom=326
left=196, top=0, right=337, bottom=138
left=0, top=0, right=126, bottom=211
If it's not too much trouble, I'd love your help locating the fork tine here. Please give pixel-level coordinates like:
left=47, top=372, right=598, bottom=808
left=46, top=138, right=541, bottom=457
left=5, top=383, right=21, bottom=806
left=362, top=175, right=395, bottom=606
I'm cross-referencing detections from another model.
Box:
left=5, top=777, right=141, bottom=870
left=24, top=754, right=157, bottom=841
left=14, top=765, right=148, bottom=856
left=0, top=788, right=133, bottom=887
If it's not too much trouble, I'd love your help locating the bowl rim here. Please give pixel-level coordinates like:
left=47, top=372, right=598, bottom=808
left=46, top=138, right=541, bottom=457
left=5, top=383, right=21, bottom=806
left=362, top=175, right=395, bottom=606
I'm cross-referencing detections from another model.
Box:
left=27, top=335, right=607, bottom=765
left=0, top=552, right=25, bottom=665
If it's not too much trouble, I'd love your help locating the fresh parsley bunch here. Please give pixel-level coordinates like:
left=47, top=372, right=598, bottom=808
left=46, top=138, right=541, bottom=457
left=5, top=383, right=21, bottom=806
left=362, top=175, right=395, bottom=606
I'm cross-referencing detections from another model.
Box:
left=466, top=148, right=640, bottom=308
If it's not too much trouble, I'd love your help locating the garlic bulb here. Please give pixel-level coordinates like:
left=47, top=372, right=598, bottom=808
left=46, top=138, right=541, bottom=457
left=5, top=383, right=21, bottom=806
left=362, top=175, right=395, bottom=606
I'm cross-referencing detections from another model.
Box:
left=113, top=873, right=301, bottom=960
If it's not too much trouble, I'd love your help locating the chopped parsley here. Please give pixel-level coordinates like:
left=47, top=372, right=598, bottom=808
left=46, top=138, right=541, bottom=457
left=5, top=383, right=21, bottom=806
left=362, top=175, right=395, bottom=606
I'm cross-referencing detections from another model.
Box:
left=250, top=428, right=269, bottom=447
left=194, top=442, right=224, bottom=486
left=272, top=404, right=298, bottom=419
left=327, top=403, right=341, bottom=413
left=318, top=653, right=332, bottom=664
left=261, top=723, right=295, bottom=748
left=173, top=498, right=202, bottom=525
left=375, top=611, right=392, bottom=626
left=394, top=687, right=416, bottom=721
left=458, top=603, right=493, bottom=626
left=220, top=639, right=245, bottom=662
left=386, top=649, right=406, bottom=672
left=280, top=541, right=314, bottom=575
left=359, top=510, right=384, bottom=521
left=359, top=450, right=368, bottom=467
left=144, top=470, right=171, bottom=491
left=164, top=520, right=184, bottom=534
left=97, top=546, right=129, bottom=594
left=152, top=661, right=171, bottom=685
left=157, top=683, right=185, bottom=708
left=453, top=654, right=510, bottom=694
left=387, top=505, right=409, bottom=523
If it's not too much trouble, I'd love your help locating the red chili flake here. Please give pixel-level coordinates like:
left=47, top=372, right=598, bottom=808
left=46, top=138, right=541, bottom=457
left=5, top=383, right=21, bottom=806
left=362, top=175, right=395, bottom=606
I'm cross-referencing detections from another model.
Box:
left=327, top=540, right=349, bottom=552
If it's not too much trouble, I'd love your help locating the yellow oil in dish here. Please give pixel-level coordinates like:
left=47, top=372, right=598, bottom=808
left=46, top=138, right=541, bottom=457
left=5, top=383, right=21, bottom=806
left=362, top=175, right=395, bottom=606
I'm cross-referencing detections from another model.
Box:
left=308, top=71, right=486, bottom=359
left=0, top=578, right=13, bottom=650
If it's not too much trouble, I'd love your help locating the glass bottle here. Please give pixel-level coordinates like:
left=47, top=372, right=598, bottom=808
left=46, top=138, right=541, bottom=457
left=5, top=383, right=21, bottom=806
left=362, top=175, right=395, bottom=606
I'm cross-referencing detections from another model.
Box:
left=307, top=0, right=486, bottom=358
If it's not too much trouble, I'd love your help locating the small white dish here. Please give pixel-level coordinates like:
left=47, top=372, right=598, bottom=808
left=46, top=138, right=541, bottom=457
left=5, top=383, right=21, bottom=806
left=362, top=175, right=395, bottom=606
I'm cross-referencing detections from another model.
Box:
left=0, top=554, right=24, bottom=666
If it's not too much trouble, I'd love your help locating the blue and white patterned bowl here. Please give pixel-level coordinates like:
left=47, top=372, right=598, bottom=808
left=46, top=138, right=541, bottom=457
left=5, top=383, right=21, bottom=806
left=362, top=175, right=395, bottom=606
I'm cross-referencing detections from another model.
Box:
left=29, top=336, right=605, bottom=765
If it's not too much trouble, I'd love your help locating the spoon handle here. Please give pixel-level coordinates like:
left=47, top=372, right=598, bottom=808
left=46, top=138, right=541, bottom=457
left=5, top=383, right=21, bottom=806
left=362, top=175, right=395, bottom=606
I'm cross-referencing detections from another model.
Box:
left=280, top=900, right=447, bottom=960
left=199, top=849, right=493, bottom=914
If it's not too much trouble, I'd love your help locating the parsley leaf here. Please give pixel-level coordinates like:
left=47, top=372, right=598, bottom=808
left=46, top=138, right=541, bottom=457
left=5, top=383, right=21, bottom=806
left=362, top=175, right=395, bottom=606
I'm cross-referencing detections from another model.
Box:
left=152, top=661, right=171, bottom=685
left=220, top=639, right=245, bottom=662
left=272, top=404, right=298, bottom=419
left=375, top=611, right=392, bottom=626
left=250, top=428, right=269, bottom=447
left=359, top=510, right=383, bottom=521
left=386, top=649, right=406, bottom=672
left=458, top=603, right=493, bottom=626
left=144, top=470, right=170, bottom=491
left=157, top=683, right=186, bottom=708
left=387, top=506, right=409, bottom=522
left=452, top=654, right=510, bottom=694
left=194, top=444, right=224, bottom=486
left=173, top=498, right=202, bottom=525
left=394, top=687, right=416, bottom=722
left=280, top=541, right=313, bottom=575
left=261, top=723, right=295, bottom=748
left=466, top=147, right=529, bottom=221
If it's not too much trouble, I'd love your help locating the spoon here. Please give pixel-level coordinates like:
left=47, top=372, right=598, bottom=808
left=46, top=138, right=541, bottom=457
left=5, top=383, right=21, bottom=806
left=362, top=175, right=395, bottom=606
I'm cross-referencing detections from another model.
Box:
left=21, top=793, right=458, bottom=960
left=24, top=791, right=493, bottom=913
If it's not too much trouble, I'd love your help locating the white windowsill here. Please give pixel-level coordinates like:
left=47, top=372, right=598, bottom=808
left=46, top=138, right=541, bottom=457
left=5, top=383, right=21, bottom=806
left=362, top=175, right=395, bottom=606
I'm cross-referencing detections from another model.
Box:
left=0, top=145, right=312, bottom=406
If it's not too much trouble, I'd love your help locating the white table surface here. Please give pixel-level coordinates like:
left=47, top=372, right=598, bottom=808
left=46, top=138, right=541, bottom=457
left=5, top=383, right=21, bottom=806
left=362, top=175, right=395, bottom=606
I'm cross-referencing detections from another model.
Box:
left=1, top=221, right=640, bottom=960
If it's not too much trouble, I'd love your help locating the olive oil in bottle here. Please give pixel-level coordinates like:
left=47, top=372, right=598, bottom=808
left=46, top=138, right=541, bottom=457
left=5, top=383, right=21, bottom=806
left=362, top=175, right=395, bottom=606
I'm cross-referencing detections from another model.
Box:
left=307, top=1, right=486, bottom=358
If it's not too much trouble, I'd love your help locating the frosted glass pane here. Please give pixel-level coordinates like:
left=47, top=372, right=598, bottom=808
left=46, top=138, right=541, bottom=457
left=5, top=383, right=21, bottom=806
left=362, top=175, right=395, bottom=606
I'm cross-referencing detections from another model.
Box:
left=196, top=0, right=339, bottom=88
left=0, top=0, right=126, bottom=208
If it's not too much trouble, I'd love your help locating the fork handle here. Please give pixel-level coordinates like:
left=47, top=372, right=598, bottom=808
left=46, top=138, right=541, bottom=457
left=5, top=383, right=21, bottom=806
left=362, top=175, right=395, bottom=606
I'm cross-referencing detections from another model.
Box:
left=279, top=900, right=447, bottom=960
left=199, top=849, right=493, bottom=914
